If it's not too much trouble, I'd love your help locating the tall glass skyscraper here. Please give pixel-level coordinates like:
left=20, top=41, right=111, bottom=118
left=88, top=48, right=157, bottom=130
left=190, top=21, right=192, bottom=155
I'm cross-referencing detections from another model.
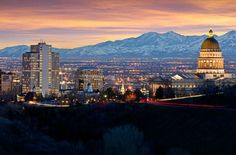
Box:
left=22, top=42, right=60, bottom=97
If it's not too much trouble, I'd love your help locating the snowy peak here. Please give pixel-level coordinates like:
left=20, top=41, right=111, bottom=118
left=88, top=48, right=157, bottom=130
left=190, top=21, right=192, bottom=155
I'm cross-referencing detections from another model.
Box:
left=162, top=31, right=183, bottom=37
left=224, top=30, right=236, bottom=36
left=139, top=32, right=160, bottom=38
left=220, top=30, right=236, bottom=39
left=0, top=31, right=236, bottom=58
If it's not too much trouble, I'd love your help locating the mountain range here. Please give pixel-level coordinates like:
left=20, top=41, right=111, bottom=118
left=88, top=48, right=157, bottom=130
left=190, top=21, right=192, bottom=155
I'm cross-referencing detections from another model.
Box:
left=0, top=31, right=236, bottom=59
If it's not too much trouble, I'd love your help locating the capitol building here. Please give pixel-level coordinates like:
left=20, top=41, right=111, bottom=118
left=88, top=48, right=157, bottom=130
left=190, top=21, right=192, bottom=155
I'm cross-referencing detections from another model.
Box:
left=150, top=30, right=235, bottom=97
left=196, top=29, right=232, bottom=79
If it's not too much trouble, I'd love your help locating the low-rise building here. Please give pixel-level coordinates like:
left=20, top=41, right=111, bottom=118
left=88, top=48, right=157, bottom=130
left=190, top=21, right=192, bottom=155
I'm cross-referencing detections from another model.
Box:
left=0, top=71, right=21, bottom=95
left=75, top=68, right=104, bottom=92
left=170, top=73, right=204, bottom=96
left=149, top=76, right=171, bottom=97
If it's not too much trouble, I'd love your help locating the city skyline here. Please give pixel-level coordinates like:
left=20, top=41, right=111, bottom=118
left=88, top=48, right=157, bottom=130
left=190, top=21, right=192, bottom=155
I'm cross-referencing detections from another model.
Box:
left=0, top=1, right=236, bottom=154
left=0, top=0, right=236, bottom=49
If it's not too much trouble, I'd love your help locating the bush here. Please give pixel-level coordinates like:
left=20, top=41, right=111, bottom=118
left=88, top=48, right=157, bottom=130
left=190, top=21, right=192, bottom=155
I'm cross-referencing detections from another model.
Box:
left=103, top=125, right=151, bottom=155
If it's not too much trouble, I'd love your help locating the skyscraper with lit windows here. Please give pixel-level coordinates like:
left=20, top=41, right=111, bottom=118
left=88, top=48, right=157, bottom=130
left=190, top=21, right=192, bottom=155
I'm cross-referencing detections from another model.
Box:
left=22, top=42, right=60, bottom=97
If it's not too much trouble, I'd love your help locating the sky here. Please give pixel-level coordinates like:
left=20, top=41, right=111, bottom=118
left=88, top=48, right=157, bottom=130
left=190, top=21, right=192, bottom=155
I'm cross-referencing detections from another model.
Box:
left=0, top=0, right=236, bottom=49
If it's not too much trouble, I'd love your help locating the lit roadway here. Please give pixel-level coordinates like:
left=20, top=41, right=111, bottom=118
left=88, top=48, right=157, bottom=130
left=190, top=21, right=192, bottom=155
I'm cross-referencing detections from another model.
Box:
left=23, top=102, right=70, bottom=108
left=141, top=99, right=224, bottom=108
left=140, top=93, right=227, bottom=109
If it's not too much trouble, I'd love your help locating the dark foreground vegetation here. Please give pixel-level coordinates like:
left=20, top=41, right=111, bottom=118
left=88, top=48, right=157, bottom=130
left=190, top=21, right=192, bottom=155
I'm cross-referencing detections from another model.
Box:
left=0, top=101, right=236, bottom=155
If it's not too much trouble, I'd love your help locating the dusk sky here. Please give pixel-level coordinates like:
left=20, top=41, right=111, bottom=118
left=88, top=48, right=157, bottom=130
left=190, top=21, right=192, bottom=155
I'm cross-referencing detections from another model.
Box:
left=0, top=0, right=236, bottom=48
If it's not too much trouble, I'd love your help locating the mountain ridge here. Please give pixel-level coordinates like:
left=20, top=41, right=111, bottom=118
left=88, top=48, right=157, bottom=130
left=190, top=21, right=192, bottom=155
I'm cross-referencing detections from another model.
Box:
left=0, top=31, right=236, bottom=58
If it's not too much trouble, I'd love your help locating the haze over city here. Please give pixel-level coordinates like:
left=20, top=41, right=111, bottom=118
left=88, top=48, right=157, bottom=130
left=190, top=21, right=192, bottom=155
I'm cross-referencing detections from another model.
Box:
left=1, top=0, right=236, bottom=48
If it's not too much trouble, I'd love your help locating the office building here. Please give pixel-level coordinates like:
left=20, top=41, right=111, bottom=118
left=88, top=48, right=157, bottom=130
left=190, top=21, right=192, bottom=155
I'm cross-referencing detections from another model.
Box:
left=22, top=42, right=60, bottom=97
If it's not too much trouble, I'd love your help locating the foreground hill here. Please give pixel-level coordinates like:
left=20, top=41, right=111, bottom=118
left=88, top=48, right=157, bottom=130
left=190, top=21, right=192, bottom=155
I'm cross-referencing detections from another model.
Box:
left=1, top=31, right=236, bottom=59
left=0, top=103, right=236, bottom=155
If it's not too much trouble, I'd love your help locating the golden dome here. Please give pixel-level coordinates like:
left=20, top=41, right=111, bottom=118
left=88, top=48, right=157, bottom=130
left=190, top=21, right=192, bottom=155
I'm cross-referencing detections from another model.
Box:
left=201, top=30, right=221, bottom=50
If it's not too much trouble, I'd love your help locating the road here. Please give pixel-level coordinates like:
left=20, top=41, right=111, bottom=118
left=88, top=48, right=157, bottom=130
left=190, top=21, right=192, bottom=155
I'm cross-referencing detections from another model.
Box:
left=140, top=99, right=225, bottom=108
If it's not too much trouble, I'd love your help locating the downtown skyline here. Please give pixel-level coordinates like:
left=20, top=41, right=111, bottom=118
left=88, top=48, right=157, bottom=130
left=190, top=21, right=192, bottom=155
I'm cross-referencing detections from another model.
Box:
left=0, top=0, right=236, bottom=49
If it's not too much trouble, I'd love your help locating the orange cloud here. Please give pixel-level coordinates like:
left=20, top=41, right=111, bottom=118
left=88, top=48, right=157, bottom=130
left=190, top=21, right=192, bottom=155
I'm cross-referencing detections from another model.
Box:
left=0, top=0, right=236, bottom=48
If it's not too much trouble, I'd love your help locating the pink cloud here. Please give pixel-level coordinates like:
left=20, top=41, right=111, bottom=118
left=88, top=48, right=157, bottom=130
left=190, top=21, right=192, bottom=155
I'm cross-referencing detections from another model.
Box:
left=0, top=0, right=236, bottom=48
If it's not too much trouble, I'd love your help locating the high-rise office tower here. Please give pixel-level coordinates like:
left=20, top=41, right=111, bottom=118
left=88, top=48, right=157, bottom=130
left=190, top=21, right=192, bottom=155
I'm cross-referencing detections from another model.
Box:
left=22, top=42, right=60, bottom=97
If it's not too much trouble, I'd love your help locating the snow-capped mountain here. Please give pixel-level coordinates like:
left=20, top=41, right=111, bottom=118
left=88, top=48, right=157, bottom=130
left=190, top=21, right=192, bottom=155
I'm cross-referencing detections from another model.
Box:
left=0, top=31, right=236, bottom=58
left=0, top=45, right=29, bottom=57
